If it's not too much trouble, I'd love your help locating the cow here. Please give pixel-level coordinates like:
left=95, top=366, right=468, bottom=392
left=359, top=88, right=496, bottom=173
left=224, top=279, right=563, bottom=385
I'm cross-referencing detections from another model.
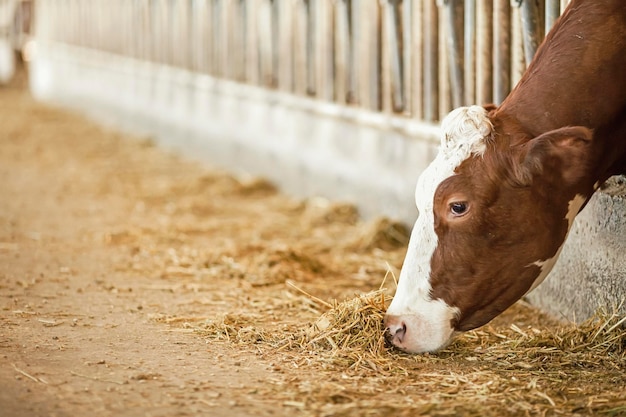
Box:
left=384, top=0, right=626, bottom=353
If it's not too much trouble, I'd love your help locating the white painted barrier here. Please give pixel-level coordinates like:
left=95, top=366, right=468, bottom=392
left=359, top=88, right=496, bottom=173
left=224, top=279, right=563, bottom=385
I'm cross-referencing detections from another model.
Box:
left=30, top=41, right=440, bottom=223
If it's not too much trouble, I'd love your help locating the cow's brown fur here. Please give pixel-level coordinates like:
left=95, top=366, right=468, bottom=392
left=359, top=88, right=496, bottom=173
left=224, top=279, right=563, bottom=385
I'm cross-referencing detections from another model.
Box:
left=430, top=0, right=626, bottom=331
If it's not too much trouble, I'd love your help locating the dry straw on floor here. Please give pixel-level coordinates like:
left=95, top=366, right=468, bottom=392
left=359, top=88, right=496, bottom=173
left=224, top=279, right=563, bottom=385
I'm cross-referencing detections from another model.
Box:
left=202, top=282, right=626, bottom=369
left=196, top=289, right=625, bottom=416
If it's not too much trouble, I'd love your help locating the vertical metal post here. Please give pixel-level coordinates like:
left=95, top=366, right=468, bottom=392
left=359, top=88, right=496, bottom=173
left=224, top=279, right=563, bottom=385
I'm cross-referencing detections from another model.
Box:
left=439, top=0, right=464, bottom=109
left=382, top=0, right=404, bottom=113
left=463, top=0, right=475, bottom=106
left=544, top=0, right=559, bottom=35
left=390, top=0, right=404, bottom=112
left=356, top=1, right=380, bottom=111
left=277, top=0, right=295, bottom=91
left=518, top=0, right=541, bottom=65
left=334, top=0, right=350, bottom=104
left=158, top=0, right=167, bottom=64
left=258, top=0, right=274, bottom=86
left=292, top=0, right=308, bottom=95
left=381, top=0, right=392, bottom=113
left=423, top=0, right=438, bottom=121
left=371, top=2, right=381, bottom=111
left=438, top=1, right=450, bottom=117
left=314, top=0, right=334, bottom=101
left=347, top=0, right=357, bottom=103
left=164, top=0, right=173, bottom=66
left=232, top=0, right=245, bottom=81
left=245, top=0, right=260, bottom=85
left=220, top=0, right=232, bottom=78
left=174, top=0, right=188, bottom=68
left=476, top=0, right=492, bottom=105
left=493, top=0, right=510, bottom=104
left=510, top=1, right=525, bottom=86
left=191, top=0, right=208, bottom=73
left=401, top=0, right=412, bottom=114
left=410, top=0, right=423, bottom=119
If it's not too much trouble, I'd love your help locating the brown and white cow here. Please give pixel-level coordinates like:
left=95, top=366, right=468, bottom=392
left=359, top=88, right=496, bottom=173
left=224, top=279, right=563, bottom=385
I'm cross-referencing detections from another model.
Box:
left=384, top=0, right=626, bottom=353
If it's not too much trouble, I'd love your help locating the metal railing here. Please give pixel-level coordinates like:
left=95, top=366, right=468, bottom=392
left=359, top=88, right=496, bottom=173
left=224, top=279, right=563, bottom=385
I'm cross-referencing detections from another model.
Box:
left=35, top=0, right=569, bottom=122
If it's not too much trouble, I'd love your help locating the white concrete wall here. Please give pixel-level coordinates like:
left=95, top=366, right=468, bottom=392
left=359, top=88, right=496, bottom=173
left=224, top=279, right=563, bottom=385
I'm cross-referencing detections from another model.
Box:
left=29, top=42, right=440, bottom=223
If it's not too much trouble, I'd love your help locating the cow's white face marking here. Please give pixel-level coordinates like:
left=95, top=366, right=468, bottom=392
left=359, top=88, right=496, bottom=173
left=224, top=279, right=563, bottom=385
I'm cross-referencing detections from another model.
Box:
left=386, top=106, right=493, bottom=353
left=527, top=194, right=587, bottom=293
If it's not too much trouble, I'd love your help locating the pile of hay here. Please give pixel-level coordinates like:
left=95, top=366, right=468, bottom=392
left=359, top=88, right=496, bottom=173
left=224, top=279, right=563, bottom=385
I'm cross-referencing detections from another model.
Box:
left=193, top=313, right=270, bottom=346
left=197, top=288, right=625, bottom=364
left=193, top=287, right=626, bottom=415
left=294, top=289, right=391, bottom=370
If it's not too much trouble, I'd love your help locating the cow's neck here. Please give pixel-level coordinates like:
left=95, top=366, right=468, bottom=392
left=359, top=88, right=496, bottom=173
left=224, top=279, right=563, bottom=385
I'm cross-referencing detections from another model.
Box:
left=497, top=0, right=626, bottom=181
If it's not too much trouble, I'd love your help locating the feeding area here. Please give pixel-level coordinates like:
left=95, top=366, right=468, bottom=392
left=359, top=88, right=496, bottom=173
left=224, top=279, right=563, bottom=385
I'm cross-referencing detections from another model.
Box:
left=2, top=0, right=625, bottom=416
left=2, top=72, right=624, bottom=416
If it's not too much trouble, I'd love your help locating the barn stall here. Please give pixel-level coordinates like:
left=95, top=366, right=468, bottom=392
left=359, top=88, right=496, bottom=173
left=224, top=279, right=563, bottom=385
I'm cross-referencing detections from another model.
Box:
left=1, top=0, right=624, bottom=415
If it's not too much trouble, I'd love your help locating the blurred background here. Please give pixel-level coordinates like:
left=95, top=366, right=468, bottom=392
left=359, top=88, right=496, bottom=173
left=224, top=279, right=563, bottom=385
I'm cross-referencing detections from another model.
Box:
left=2, top=0, right=569, bottom=120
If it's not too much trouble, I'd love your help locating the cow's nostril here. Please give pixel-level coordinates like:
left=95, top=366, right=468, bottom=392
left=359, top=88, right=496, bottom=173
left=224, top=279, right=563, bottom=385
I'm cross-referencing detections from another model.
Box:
left=385, top=320, right=407, bottom=344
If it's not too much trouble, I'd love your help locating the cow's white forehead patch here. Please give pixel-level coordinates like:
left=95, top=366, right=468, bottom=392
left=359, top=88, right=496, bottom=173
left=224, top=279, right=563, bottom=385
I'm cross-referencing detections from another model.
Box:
left=386, top=106, right=493, bottom=352
left=416, top=105, right=494, bottom=208
left=441, top=105, right=493, bottom=157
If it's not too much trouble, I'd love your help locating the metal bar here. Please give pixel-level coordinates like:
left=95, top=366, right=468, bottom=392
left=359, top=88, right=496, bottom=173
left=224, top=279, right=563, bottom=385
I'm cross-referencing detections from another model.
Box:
left=519, top=0, right=541, bottom=65
left=423, top=0, right=438, bottom=121
left=245, top=0, right=260, bottom=84
left=438, top=0, right=449, bottom=118
left=347, top=0, right=358, bottom=104
left=493, top=0, right=510, bottom=104
left=334, top=0, right=349, bottom=104
left=476, top=0, right=492, bottom=104
left=233, top=0, right=246, bottom=81
left=401, top=0, right=412, bottom=114
left=293, top=0, right=308, bottom=95
left=258, top=0, right=274, bottom=86
left=192, top=0, right=208, bottom=72
left=410, top=0, right=423, bottom=119
left=371, top=1, right=381, bottom=111
left=440, top=0, right=464, bottom=108
left=356, top=1, right=379, bottom=110
left=277, top=0, right=294, bottom=92
left=176, top=0, right=190, bottom=68
left=305, top=0, right=316, bottom=95
left=510, top=2, right=525, bottom=87
left=382, top=0, right=404, bottom=113
left=314, top=0, right=334, bottom=101
left=271, top=0, right=281, bottom=87
left=544, top=0, right=559, bottom=35
left=381, top=0, right=393, bottom=113
left=389, top=0, right=404, bottom=112
left=463, top=0, right=476, bottom=106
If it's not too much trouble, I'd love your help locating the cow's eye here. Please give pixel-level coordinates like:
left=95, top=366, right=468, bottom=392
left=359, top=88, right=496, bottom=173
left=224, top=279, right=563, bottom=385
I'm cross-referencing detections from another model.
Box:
left=450, top=202, right=468, bottom=216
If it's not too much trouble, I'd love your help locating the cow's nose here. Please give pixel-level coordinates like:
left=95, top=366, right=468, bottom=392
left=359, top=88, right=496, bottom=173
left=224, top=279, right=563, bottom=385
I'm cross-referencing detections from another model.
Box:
left=384, top=315, right=407, bottom=344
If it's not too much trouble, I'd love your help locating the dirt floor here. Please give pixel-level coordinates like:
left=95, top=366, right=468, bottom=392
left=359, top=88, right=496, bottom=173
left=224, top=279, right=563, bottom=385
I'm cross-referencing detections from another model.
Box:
left=1, top=69, right=625, bottom=417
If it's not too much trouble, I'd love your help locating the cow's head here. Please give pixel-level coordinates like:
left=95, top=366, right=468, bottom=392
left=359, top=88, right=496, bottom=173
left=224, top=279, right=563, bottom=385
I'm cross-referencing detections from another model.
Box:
left=384, top=105, right=595, bottom=353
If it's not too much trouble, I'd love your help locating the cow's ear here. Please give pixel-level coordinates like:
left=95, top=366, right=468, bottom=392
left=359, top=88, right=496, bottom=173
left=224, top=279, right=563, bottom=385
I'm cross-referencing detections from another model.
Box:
left=517, top=126, right=593, bottom=187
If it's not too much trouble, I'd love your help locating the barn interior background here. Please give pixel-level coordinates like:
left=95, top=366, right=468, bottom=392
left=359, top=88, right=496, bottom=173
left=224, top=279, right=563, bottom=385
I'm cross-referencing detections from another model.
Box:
left=4, top=0, right=625, bottom=320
